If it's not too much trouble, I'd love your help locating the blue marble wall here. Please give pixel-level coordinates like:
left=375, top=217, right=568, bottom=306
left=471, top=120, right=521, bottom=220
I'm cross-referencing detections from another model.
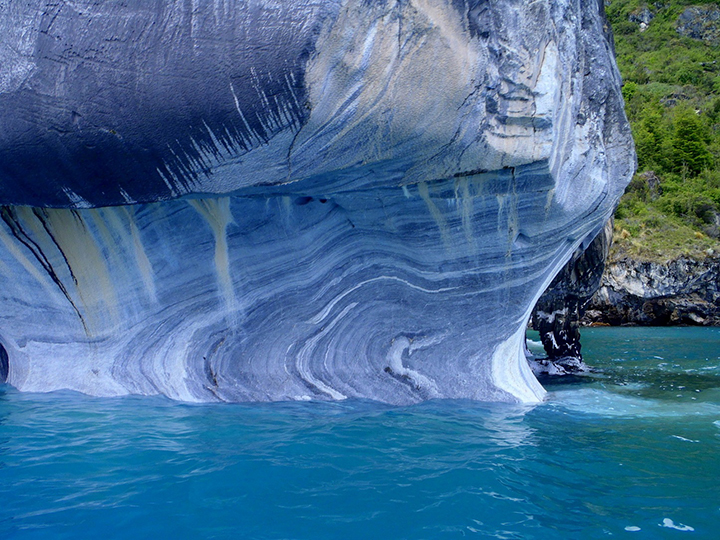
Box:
left=0, top=0, right=635, bottom=402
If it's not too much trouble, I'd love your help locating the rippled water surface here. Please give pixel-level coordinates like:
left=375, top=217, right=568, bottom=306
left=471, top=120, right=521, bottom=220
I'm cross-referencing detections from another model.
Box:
left=1, top=327, right=719, bottom=539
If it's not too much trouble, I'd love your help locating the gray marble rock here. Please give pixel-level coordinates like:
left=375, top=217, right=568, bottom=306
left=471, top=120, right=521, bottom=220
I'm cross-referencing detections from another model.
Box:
left=0, top=0, right=635, bottom=403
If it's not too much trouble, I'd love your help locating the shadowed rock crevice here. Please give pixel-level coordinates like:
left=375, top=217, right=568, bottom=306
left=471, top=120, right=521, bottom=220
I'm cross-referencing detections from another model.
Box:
left=0, top=343, right=8, bottom=384
left=530, top=219, right=613, bottom=375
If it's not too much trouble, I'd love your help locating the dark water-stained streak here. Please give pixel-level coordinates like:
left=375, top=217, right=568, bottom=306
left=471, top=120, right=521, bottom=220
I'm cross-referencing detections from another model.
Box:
left=0, top=207, right=88, bottom=332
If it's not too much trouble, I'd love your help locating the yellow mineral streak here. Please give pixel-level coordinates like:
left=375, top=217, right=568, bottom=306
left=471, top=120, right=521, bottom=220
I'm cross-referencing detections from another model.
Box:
left=96, top=207, right=158, bottom=304
left=418, top=181, right=451, bottom=249
left=42, top=208, right=119, bottom=332
left=124, top=208, right=157, bottom=303
left=86, top=207, right=157, bottom=305
left=188, top=197, right=237, bottom=316
left=454, top=178, right=475, bottom=250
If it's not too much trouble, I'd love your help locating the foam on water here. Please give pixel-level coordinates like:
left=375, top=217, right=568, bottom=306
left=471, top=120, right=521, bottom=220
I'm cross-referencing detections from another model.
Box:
left=550, top=387, right=720, bottom=418
left=661, top=518, right=695, bottom=532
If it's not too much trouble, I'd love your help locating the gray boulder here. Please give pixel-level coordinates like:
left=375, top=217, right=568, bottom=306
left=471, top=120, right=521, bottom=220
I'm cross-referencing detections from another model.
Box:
left=629, top=6, right=655, bottom=31
left=676, top=6, right=720, bottom=44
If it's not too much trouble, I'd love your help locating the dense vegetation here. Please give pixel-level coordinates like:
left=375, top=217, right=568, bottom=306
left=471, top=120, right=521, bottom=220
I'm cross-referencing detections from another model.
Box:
left=606, top=0, right=720, bottom=260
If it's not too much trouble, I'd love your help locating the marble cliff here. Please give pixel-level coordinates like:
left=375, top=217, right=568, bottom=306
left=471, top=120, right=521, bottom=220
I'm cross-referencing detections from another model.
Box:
left=0, top=0, right=634, bottom=403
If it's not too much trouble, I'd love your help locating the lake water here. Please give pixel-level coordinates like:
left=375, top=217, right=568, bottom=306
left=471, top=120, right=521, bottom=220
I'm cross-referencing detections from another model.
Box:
left=1, top=327, right=718, bottom=539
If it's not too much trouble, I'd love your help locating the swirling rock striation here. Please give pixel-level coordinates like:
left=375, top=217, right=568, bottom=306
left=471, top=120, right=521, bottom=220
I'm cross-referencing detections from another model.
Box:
left=0, top=0, right=634, bottom=403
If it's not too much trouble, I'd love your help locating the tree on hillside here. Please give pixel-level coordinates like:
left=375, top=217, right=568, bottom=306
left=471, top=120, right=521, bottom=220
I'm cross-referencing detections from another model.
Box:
left=633, top=106, right=665, bottom=170
left=670, top=108, right=712, bottom=176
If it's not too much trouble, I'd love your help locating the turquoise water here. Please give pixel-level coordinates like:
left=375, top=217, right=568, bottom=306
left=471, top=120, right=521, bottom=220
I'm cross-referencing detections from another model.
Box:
left=1, top=328, right=719, bottom=539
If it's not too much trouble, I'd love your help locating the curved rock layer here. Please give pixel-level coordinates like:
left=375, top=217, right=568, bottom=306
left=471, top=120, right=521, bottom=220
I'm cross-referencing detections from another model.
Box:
left=0, top=0, right=634, bottom=403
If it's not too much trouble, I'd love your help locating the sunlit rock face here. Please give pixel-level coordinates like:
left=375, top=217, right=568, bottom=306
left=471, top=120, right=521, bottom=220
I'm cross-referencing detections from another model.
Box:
left=0, top=0, right=634, bottom=403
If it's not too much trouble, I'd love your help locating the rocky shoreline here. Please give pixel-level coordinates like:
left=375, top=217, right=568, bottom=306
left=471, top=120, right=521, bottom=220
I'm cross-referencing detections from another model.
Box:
left=529, top=226, right=720, bottom=375
left=582, top=255, right=720, bottom=326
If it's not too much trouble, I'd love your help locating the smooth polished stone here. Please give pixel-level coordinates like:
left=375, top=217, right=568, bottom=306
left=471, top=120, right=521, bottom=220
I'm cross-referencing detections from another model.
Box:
left=0, top=0, right=635, bottom=403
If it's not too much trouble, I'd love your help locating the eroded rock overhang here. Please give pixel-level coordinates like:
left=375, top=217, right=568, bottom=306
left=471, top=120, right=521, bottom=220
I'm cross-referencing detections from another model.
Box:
left=0, top=0, right=635, bottom=403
